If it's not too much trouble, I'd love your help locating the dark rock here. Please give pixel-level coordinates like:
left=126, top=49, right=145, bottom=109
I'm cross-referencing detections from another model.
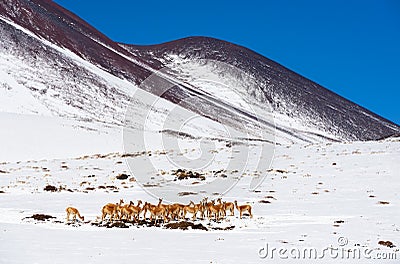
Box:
left=25, top=214, right=56, bottom=221
left=173, top=169, right=206, bottom=181
left=211, top=225, right=235, bottom=230
left=378, top=241, right=396, bottom=248
left=165, top=221, right=208, bottom=231
left=178, top=191, right=197, bottom=196
left=43, top=185, right=58, bottom=192
left=108, top=222, right=129, bottom=228
left=116, top=173, right=129, bottom=180
left=378, top=201, right=390, bottom=205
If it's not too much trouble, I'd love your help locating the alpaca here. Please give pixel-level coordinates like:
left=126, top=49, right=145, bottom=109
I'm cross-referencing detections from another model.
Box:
left=182, top=201, right=201, bottom=220
left=167, top=203, right=185, bottom=220
left=121, top=200, right=142, bottom=222
left=66, top=207, right=84, bottom=222
left=143, top=202, right=168, bottom=224
left=217, top=198, right=234, bottom=216
left=101, top=199, right=124, bottom=221
left=206, top=200, right=225, bottom=221
left=234, top=200, right=253, bottom=219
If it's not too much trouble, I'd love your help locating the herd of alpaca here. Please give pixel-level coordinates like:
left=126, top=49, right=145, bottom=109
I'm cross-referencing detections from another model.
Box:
left=65, top=198, right=253, bottom=223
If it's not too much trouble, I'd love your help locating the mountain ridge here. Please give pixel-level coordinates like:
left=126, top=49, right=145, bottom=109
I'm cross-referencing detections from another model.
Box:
left=122, top=36, right=400, bottom=140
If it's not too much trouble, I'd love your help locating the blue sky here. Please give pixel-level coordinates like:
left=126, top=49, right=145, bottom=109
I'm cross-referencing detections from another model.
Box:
left=54, top=0, right=400, bottom=125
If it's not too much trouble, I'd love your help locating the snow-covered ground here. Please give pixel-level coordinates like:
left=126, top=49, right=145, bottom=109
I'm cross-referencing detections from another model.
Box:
left=0, top=115, right=398, bottom=263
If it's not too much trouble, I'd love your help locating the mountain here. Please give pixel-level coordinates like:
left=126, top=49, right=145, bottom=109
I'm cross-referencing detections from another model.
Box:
left=1, top=0, right=399, bottom=144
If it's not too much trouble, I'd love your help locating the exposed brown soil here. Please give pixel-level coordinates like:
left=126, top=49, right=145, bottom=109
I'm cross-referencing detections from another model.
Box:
left=178, top=191, right=198, bottom=196
left=25, top=214, right=56, bottom=221
left=108, top=222, right=129, bottom=228
left=142, top=184, right=159, bottom=187
left=116, top=173, right=129, bottom=180
left=378, top=240, right=396, bottom=248
left=172, top=169, right=206, bottom=181
left=91, top=221, right=129, bottom=228
left=165, top=221, right=208, bottom=231
left=43, top=185, right=58, bottom=192
left=211, top=225, right=235, bottom=231
left=92, top=219, right=165, bottom=228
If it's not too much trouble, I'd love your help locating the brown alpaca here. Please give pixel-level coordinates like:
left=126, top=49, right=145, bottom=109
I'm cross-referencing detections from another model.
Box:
left=121, top=200, right=142, bottom=221
left=234, top=200, right=253, bottom=219
left=157, top=198, right=169, bottom=210
left=167, top=203, right=185, bottom=220
left=143, top=202, right=168, bottom=224
left=217, top=198, right=234, bottom=216
left=202, top=197, right=214, bottom=218
left=206, top=200, right=225, bottom=221
left=225, top=202, right=235, bottom=216
left=101, top=199, right=124, bottom=221
left=66, top=207, right=84, bottom=222
left=141, top=198, right=168, bottom=220
left=195, top=201, right=206, bottom=219
left=183, top=201, right=201, bottom=220
left=141, top=200, right=158, bottom=219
